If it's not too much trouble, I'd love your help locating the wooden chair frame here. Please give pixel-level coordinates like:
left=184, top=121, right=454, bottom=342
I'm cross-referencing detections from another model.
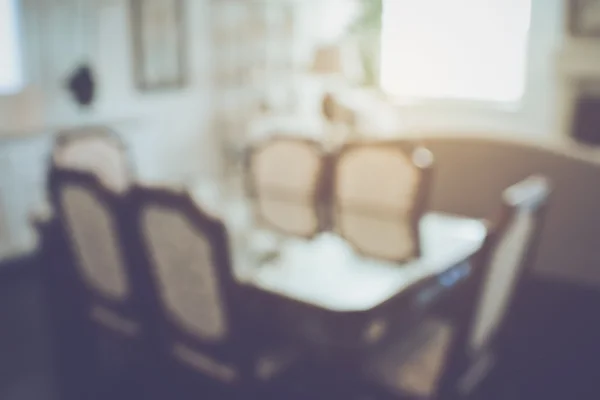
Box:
left=129, top=184, right=299, bottom=395
left=46, top=167, right=154, bottom=398
left=244, top=135, right=330, bottom=239
left=51, top=126, right=135, bottom=193
left=456, top=175, right=552, bottom=397
left=331, top=140, right=434, bottom=262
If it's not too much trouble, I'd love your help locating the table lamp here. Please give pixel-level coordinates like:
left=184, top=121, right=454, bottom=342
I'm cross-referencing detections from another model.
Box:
left=311, top=44, right=345, bottom=77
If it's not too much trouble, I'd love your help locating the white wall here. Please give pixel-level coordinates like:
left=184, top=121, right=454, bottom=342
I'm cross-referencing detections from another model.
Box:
left=0, top=0, right=217, bottom=260
left=27, top=0, right=216, bottom=180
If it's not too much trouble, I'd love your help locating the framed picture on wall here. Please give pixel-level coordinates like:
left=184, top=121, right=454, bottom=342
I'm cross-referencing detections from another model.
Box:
left=569, top=0, right=600, bottom=37
left=130, top=0, right=187, bottom=90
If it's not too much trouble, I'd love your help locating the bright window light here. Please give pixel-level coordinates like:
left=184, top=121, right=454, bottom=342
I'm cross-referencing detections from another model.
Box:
left=380, top=0, right=531, bottom=103
left=0, top=0, right=24, bottom=95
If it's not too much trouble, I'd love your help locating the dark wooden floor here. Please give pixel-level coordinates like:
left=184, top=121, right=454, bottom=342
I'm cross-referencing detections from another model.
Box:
left=0, top=257, right=58, bottom=400
left=1, top=255, right=600, bottom=400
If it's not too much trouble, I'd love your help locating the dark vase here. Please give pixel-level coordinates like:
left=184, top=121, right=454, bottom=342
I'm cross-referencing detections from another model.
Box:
left=66, top=64, right=96, bottom=108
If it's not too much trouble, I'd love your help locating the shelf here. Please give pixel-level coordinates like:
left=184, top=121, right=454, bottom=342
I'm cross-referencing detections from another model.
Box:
left=0, top=116, right=141, bottom=141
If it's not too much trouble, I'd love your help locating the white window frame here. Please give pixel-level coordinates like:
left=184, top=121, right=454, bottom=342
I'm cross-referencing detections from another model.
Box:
left=379, top=0, right=532, bottom=109
left=0, top=0, right=24, bottom=96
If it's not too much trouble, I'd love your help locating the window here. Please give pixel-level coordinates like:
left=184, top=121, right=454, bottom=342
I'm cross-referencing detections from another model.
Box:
left=380, top=0, right=531, bottom=103
left=0, top=0, right=23, bottom=95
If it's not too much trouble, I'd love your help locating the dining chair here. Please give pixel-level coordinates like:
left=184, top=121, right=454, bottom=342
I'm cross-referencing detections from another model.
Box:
left=332, top=141, right=434, bottom=262
left=131, top=184, right=301, bottom=398
left=456, top=175, right=551, bottom=397
left=358, top=175, right=551, bottom=400
left=39, top=130, right=150, bottom=398
left=245, top=135, right=329, bottom=239
left=51, top=127, right=132, bottom=194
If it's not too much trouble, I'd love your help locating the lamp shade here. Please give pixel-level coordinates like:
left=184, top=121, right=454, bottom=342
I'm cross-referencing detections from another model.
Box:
left=311, top=41, right=365, bottom=84
left=311, top=45, right=344, bottom=75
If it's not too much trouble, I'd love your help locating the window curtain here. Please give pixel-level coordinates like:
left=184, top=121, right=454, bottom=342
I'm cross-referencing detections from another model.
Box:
left=0, top=0, right=23, bottom=94
left=349, top=0, right=382, bottom=87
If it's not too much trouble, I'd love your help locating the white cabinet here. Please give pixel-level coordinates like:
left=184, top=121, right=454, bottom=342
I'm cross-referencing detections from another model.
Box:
left=0, top=136, right=52, bottom=262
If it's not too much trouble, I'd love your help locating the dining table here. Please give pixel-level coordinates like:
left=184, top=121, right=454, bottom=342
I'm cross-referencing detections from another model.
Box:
left=191, top=183, right=488, bottom=351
